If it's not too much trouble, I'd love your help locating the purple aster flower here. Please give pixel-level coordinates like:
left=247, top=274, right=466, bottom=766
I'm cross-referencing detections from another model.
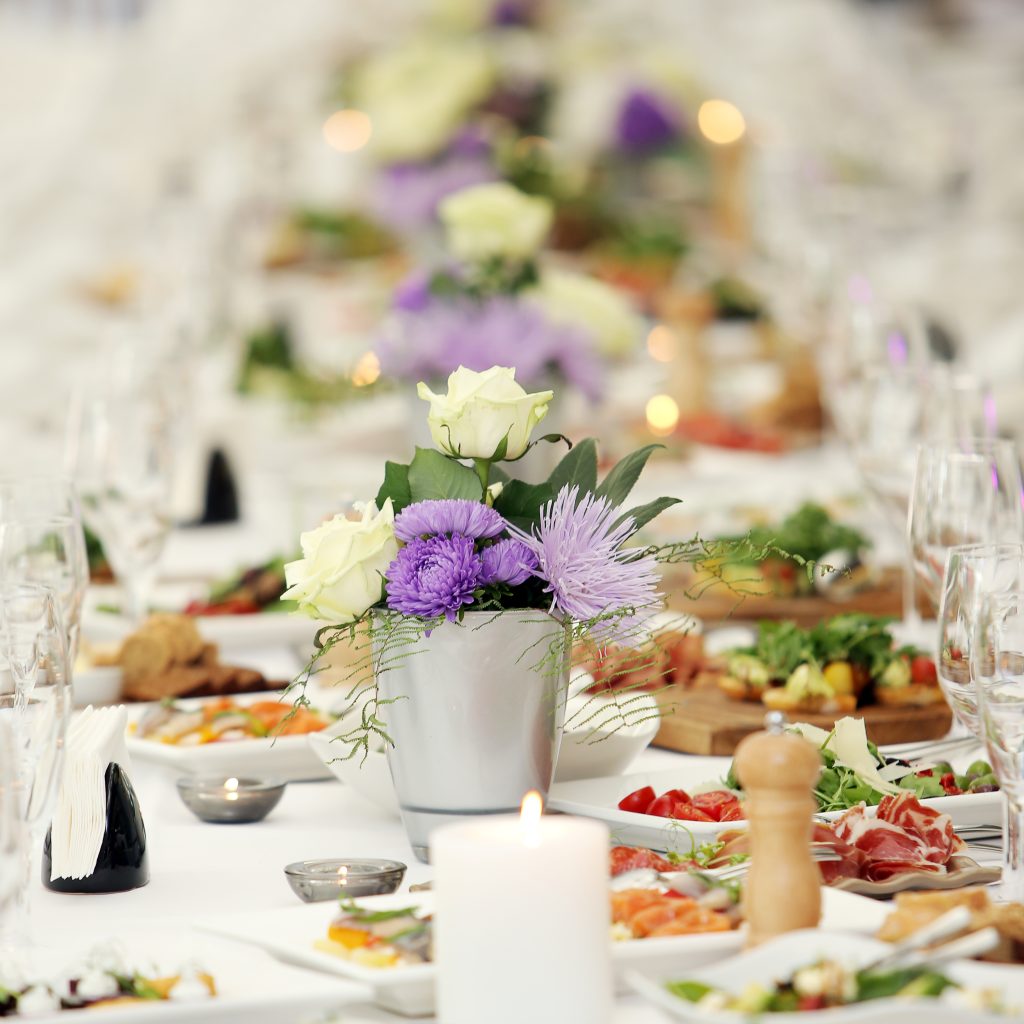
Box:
left=508, top=485, right=661, bottom=646
left=395, top=500, right=506, bottom=543
left=372, top=145, right=497, bottom=232
left=479, top=538, right=538, bottom=586
left=393, top=269, right=432, bottom=313
left=386, top=534, right=482, bottom=620
left=616, top=86, right=681, bottom=153
left=376, top=295, right=604, bottom=401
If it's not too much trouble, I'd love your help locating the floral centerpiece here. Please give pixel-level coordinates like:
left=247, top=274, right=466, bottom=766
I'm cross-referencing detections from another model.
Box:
left=375, top=181, right=642, bottom=404
left=285, top=365, right=680, bottom=858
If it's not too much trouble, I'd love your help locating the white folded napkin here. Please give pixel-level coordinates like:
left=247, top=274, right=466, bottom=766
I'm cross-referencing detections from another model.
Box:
left=49, top=705, right=131, bottom=881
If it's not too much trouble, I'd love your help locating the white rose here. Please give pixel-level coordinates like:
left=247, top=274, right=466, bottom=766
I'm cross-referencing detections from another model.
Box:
left=439, top=182, right=553, bottom=264
left=354, top=40, right=494, bottom=162
left=417, top=366, right=553, bottom=460
left=284, top=501, right=398, bottom=623
left=529, top=269, right=642, bottom=357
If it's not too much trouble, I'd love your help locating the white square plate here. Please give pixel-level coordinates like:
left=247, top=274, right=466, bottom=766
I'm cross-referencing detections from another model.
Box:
left=626, top=929, right=1024, bottom=1021
left=548, top=759, right=1000, bottom=855
left=199, top=888, right=888, bottom=1018
left=124, top=694, right=334, bottom=783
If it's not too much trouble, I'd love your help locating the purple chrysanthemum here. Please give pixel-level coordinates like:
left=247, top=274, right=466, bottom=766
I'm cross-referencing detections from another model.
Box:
left=508, top=485, right=661, bottom=645
left=394, top=500, right=506, bottom=543
left=479, top=538, right=539, bottom=586
left=386, top=534, right=482, bottom=620
left=616, top=86, right=681, bottom=153
left=372, top=143, right=497, bottom=232
left=376, top=295, right=604, bottom=401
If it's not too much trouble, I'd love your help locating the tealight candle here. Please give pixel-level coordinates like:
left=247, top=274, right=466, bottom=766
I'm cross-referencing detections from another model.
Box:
left=432, top=792, right=611, bottom=1024
left=176, top=776, right=285, bottom=824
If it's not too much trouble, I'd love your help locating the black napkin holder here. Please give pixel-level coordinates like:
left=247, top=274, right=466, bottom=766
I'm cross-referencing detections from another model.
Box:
left=42, top=763, right=150, bottom=894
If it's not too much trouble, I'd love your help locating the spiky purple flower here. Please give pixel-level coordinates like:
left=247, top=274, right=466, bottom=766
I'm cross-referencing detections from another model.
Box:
left=479, top=538, right=538, bottom=586
left=386, top=534, right=482, bottom=620
left=508, top=485, right=660, bottom=645
left=394, top=500, right=506, bottom=543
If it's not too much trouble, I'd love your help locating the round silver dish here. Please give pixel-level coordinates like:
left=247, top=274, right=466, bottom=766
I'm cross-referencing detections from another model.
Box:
left=176, top=776, right=286, bottom=824
left=283, top=858, right=407, bottom=902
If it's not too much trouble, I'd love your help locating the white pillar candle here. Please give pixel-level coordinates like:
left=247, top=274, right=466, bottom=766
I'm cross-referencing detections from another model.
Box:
left=432, top=793, right=612, bottom=1024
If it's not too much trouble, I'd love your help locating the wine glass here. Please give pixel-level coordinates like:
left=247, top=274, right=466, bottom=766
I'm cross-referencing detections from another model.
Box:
left=968, top=544, right=1024, bottom=902
left=0, top=720, right=24, bottom=923
left=909, top=438, right=1024, bottom=612
left=0, top=583, right=70, bottom=960
left=0, top=516, right=89, bottom=666
left=847, top=366, right=995, bottom=626
left=68, top=391, right=174, bottom=623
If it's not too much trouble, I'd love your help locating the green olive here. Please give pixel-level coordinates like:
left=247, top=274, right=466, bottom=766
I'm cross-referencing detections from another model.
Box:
left=968, top=774, right=1000, bottom=793
left=931, top=760, right=954, bottom=777
left=967, top=759, right=993, bottom=778
left=955, top=774, right=973, bottom=791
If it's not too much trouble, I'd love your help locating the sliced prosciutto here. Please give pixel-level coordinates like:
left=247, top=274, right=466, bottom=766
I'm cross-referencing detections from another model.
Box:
left=830, top=793, right=962, bottom=881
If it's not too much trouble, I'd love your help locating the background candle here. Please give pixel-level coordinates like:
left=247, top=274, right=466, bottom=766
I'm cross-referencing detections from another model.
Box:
left=432, top=793, right=611, bottom=1024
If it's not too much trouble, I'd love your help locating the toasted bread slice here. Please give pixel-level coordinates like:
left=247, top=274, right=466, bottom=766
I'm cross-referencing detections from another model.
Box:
left=875, top=684, right=946, bottom=707
left=761, top=687, right=857, bottom=715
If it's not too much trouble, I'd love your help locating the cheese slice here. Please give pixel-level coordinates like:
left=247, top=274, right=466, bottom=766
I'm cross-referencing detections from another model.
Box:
left=827, top=717, right=902, bottom=795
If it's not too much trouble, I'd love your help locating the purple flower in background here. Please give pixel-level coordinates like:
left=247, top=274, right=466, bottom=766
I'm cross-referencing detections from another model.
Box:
left=479, top=538, right=538, bottom=586
left=616, top=86, right=681, bottom=153
left=372, top=144, right=497, bottom=232
left=395, top=500, right=506, bottom=543
left=508, top=485, right=660, bottom=645
left=376, top=296, right=604, bottom=401
left=386, top=534, right=482, bottom=620
left=393, top=269, right=432, bottom=313
left=491, top=0, right=534, bottom=26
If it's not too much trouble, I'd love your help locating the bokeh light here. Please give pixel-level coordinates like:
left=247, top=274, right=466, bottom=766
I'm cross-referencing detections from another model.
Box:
left=322, top=109, right=373, bottom=152
left=352, top=351, right=381, bottom=386
left=646, top=324, right=678, bottom=363
left=697, top=99, right=746, bottom=145
left=646, top=394, right=680, bottom=436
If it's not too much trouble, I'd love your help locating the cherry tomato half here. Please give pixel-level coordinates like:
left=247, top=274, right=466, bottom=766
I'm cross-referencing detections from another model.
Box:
left=617, top=786, right=656, bottom=815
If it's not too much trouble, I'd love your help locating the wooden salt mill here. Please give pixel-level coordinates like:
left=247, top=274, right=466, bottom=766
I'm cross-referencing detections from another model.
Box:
left=733, top=711, right=821, bottom=948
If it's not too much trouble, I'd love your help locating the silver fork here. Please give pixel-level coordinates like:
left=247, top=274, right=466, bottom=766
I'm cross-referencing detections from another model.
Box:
left=883, top=735, right=979, bottom=762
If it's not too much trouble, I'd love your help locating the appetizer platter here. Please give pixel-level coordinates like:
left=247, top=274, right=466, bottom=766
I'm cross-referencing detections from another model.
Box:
left=126, top=693, right=338, bottom=782
left=201, top=888, right=887, bottom=1017
left=655, top=614, right=952, bottom=754
left=549, top=721, right=1001, bottom=854
left=665, top=504, right=919, bottom=626
left=626, top=930, right=1021, bottom=1021
left=75, top=614, right=286, bottom=705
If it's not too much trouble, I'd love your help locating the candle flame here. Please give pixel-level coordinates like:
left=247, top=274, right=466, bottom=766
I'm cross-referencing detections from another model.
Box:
left=520, top=790, right=543, bottom=847
left=323, top=109, right=372, bottom=152
left=646, top=394, right=680, bottom=437
left=698, top=99, right=746, bottom=145
left=225, top=777, right=239, bottom=802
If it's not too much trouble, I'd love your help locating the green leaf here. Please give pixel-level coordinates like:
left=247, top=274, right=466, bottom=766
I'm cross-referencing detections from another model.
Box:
left=494, top=480, right=554, bottom=531
left=407, top=448, right=483, bottom=502
left=613, top=496, right=681, bottom=534
left=547, top=438, right=598, bottom=496
left=489, top=433, right=509, bottom=462
left=376, top=461, right=412, bottom=514
left=595, top=444, right=662, bottom=507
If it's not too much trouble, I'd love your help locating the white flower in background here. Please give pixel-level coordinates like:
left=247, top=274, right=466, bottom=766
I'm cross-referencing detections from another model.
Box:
left=529, top=269, right=642, bottom=357
left=353, top=39, right=494, bottom=162
left=439, top=182, right=553, bottom=264
left=418, top=366, right=553, bottom=460
left=284, top=501, right=398, bottom=623
left=429, top=0, right=490, bottom=30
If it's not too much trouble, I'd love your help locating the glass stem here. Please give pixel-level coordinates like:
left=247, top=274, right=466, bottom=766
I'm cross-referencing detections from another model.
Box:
left=125, top=573, right=152, bottom=625
left=0, top=826, right=33, bottom=971
left=1003, top=795, right=1024, bottom=903
left=902, top=544, right=921, bottom=632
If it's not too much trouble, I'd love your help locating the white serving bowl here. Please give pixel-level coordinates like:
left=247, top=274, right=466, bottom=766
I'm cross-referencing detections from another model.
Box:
left=307, top=723, right=400, bottom=817
left=72, top=666, right=124, bottom=707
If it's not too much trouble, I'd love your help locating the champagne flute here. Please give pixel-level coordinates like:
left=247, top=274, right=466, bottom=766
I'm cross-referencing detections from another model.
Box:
left=0, top=583, right=70, bottom=961
left=969, top=544, right=1024, bottom=902
left=0, top=720, right=24, bottom=922
left=68, top=392, right=174, bottom=624
left=909, top=438, right=1024, bottom=612
left=0, top=516, right=88, bottom=666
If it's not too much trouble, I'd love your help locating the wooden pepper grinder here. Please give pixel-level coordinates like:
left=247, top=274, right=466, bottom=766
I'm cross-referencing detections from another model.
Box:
left=733, top=711, right=821, bottom=948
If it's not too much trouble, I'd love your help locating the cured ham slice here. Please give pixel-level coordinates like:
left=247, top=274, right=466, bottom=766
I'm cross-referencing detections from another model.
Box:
left=876, top=791, right=962, bottom=864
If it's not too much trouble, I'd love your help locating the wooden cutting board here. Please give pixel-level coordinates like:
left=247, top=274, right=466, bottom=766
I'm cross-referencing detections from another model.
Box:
left=653, top=684, right=953, bottom=756
left=662, top=566, right=931, bottom=628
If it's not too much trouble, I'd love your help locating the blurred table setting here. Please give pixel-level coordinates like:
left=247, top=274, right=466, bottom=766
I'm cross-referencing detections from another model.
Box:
left=1, top=0, right=1024, bottom=1020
